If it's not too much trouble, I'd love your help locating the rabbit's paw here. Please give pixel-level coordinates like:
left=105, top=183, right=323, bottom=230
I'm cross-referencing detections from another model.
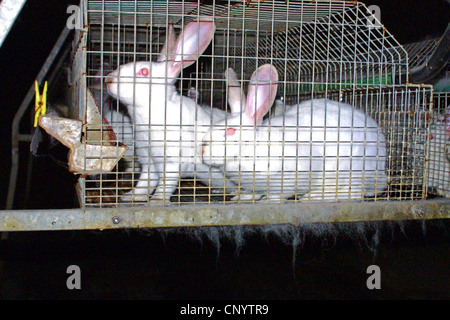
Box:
left=299, top=192, right=333, bottom=201
left=230, top=193, right=264, bottom=202
left=121, top=191, right=149, bottom=202
left=211, top=187, right=226, bottom=194
left=211, top=187, right=237, bottom=195
left=436, top=188, right=450, bottom=198
left=148, top=194, right=170, bottom=205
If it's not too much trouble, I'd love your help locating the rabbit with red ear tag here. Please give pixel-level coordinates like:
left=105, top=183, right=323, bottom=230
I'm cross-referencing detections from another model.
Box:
left=106, top=19, right=234, bottom=203
left=201, top=64, right=388, bottom=201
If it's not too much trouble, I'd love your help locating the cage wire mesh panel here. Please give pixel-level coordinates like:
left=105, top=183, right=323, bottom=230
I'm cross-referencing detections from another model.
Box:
left=427, top=91, right=450, bottom=198
left=401, top=38, right=441, bottom=69
left=397, top=35, right=449, bottom=199
left=73, top=0, right=431, bottom=207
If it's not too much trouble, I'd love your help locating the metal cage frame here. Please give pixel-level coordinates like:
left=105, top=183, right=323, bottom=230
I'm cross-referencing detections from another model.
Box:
left=78, top=0, right=430, bottom=206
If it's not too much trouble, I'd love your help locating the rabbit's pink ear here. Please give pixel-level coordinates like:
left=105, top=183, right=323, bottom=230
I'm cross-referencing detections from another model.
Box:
left=245, top=64, right=278, bottom=125
left=167, top=18, right=215, bottom=79
left=225, top=68, right=246, bottom=114
left=157, top=24, right=177, bottom=62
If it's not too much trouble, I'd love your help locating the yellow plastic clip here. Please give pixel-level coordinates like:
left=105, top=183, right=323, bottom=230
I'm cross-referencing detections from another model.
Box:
left=34, top=81, right=48, bottom=127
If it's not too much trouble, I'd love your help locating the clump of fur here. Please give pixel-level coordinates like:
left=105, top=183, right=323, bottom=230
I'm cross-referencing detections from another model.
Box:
left=151, top=220, right=437, bottom=265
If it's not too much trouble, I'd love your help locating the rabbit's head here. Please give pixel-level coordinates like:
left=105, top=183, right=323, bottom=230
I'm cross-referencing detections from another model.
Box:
left=201, top=64, right=278, bottom=166
left=106, top=19, right=215, bottom=107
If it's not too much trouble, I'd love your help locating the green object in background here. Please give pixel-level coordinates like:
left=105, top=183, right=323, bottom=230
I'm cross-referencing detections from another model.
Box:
left=433, top=75, right=450, bottom=92
left=299, top=75, right=393, bottom=92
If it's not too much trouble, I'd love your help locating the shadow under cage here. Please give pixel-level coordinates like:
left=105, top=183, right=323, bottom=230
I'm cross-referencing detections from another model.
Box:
left=70, top=0, right=433, bottom=208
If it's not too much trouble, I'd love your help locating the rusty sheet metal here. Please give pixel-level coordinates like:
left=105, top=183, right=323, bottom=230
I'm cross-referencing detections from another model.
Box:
left=39, top=116, right=128, bottom=174
left=84, top=88, right=118, bottom=145
left=37, top=88, right=129, bottom=174
left=0, top=200, right=448, bottom=232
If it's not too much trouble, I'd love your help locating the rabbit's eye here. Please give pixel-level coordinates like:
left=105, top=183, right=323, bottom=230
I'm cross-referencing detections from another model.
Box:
left=137, top=68, right=149, bottom=76
left=225, top=127, right=236, bottom=136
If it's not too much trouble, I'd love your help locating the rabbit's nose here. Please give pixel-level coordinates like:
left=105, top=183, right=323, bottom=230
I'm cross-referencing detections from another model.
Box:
left=105, top=70, right=118, bottom=84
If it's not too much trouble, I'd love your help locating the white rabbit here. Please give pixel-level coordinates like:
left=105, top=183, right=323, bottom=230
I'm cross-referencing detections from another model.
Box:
left=427, top=106, right=450, bottom=198
left=187, top=87, right=230, bottom=120
left=103, top=110, right=139, bottom=173
left=201, top=64, right=388, bottom=201
left=186, top=87, right=209, bottom=108
left=106, top=20, right=234, bottom=203
left=271, top=98, right=288, bottom=117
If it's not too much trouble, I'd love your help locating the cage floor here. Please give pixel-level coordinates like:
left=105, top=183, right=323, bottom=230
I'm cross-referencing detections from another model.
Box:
left=84, top=177, right=425, bottom=206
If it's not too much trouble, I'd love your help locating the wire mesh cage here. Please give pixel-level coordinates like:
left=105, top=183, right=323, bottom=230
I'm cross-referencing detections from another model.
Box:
left=69, top=0, right=433, bottom=208
left=401, top=38, right=441, bottom=70
left=427, top=91, right=449, bottom=198
left=397, top=33, right=449, bottom=199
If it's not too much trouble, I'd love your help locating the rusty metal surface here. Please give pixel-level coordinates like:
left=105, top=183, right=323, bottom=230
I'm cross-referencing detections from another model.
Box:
left=38, top=113, right=128, bottom=174
left=0, top=199, right=448, bottom=232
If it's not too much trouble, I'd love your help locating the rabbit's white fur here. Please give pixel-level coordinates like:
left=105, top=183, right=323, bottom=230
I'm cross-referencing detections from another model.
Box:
left=103, top=110, right=139, bottom=173
left=106, top=20, right=233, bottom=203
left=271, top=99, right=288, bottom=117
left=426, top=107, right=450, bottom=198
left=201, top=64, right=388, bottom=201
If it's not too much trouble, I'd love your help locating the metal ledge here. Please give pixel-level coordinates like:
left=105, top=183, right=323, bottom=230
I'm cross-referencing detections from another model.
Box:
left=0, top=200, right=449, bottom=232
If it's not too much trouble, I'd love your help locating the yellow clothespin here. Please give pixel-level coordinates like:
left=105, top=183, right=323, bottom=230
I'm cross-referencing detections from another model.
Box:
left=34, top=81, right=47, bottom=127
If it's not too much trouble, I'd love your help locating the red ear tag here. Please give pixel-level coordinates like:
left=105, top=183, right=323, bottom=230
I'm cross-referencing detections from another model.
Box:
left=225, top=127, right=236, bottom=136
left=429, top=134, right=434, bottom=140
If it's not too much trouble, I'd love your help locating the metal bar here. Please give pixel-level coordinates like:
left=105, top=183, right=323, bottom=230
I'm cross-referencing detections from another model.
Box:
left=0, top=200, right=448, bottom=232
left=6, top=26, right=71, bottom=210
left=17, top=134, right=33, bottom=142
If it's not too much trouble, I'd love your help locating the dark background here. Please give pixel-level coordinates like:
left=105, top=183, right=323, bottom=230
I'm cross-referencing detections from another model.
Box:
left=0, top=0, right=449, bottom=300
